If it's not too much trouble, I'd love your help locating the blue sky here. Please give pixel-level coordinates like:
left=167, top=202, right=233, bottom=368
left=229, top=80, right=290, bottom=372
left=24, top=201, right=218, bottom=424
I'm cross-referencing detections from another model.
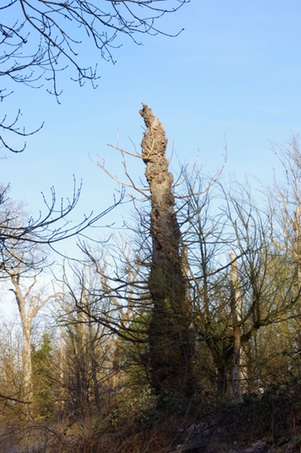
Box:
left=2, top=1, right=301, bottom=250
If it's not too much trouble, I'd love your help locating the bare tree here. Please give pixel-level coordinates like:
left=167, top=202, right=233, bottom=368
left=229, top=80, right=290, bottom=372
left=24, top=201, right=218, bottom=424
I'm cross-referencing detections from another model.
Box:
left=269, top=137, right=301, bottom=293
left=2, top=248, right=56, bottom=418
left=221, top=180, right=301, bottom=394
left=177, top=171, right=291, bottom=399
left=0, top=182, right=122, bottom=270
left=1, top=0, right=188, bottom=152
left=0, top=182, right=121, bottom=416
left=55, top=258, right=134, bottom=418
left=229, top=252, right=243, bottom=403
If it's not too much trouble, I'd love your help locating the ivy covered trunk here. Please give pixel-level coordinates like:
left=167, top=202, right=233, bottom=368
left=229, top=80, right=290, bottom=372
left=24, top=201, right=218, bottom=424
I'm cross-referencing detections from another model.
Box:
left=139, top=104, right=194, bottom=396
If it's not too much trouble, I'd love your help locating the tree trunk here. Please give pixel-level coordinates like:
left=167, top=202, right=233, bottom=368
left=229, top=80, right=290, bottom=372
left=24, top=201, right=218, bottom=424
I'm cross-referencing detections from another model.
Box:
left=88, top=322, right=101, bottom=414
left=59, top=329, right=66, bottom=414
left=22, top=324, right=33, bottom=407
left=139, top=104, right=194, bottom=396
left=293, top=206, right=301, bottom=292
left=230, top=252, right=243, bottom=403
left=9, top=270, right=52, bottom=419
left=216, top=363, right=228, bottom=399
left=11, top=278, right=34, bottom=417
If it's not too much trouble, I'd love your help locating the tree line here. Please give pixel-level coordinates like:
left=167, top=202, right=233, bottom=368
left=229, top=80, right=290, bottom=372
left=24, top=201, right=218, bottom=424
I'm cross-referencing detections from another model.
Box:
left=1, top=1, right=300, bottom=450
left=1, top=108, right=301, bottom=430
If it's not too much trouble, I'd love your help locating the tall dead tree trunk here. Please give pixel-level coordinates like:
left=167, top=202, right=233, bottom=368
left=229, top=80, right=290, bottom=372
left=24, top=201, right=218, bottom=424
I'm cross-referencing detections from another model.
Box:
left=139, top=104, right=194, bottom=396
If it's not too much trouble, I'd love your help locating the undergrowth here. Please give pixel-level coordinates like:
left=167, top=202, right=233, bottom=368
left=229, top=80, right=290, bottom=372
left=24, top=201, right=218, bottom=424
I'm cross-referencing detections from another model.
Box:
left=2, top=378, right=301, bottom=452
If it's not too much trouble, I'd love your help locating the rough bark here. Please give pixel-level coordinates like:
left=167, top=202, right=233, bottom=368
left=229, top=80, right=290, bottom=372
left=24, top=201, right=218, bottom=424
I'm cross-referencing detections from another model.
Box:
left=139, top=104, right=194, bottom=395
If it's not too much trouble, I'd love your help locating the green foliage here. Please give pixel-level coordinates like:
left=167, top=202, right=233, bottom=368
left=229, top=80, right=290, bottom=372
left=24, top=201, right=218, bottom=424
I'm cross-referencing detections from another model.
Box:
left=109, top=387, right=156, bottom=431
left=31, top=332, right=57, bottom=419
left=116, top=313, right=150, bottom=387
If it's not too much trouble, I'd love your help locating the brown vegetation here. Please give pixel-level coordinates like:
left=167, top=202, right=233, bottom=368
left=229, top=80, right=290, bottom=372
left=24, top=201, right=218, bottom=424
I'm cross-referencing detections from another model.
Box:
left=1, top=111, right=301, bottom=452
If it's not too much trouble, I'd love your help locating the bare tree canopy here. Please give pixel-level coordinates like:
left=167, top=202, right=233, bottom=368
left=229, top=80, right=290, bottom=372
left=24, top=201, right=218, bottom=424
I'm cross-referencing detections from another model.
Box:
left=1, top=0, right=188, bottom=151
left=1, top=0, right=188, bottom=94
left=0, top=182, right=123, bottom=271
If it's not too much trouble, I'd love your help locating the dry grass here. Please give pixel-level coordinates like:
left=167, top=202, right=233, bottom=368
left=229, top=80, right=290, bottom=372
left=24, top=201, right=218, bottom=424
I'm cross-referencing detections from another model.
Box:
left=0, top=412, right=180, bottom=453
left=2, top=379, right=301, bottom=453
